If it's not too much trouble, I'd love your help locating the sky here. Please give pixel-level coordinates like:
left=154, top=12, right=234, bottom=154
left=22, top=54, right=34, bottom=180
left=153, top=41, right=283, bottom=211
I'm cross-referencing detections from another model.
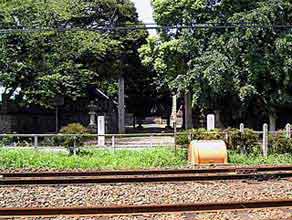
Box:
left=132, top=0, right=154, bottom=24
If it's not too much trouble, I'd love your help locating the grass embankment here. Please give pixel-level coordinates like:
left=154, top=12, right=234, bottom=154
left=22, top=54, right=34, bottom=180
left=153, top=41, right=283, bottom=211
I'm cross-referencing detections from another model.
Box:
left=0, top=148, right=291, bottom=169
left=0, top=148, right=187, bottom=169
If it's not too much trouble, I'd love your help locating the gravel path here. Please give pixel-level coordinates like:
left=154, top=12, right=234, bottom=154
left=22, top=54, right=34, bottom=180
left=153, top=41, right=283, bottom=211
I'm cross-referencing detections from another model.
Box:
left=4, top=208, right=292, bottom=220
left=0, top=180, right=291, bottom=208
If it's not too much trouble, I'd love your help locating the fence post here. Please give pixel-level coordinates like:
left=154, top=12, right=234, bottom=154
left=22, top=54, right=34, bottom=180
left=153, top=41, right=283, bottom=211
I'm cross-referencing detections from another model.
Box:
left=174, top=121, right=177, bottom=155
left=286, top=123, right=291, bottom=138
left=262, top=123, right=268, bottom=158
left=240, top=123, right=244, bottom=133
left=33, top=135, right=38, bottom=148
left=239, top=123, right=245, bottom=154
left=112, top=135, right=115, bottom=150
left=150, top=135, right=153, bottom=148
left=73, top=136, right=77, bottom=155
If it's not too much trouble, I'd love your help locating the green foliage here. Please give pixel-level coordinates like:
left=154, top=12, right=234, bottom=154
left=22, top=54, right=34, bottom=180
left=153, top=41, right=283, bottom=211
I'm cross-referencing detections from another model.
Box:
left=269, top=131, right=292, bottom=154
left=191, top=128, right=223, bottom=140
left=0, top=148, right=187, bottom=169
left=225, top=128, right=259, bottom=153
left=0, top=135, right=32, bottom=147
left=176, top=128, right=223, bottom=145
left=140, top=0, right=292, bottom=123
left=177, top=128, right=260, bottom=154
left=176, top=131, right=190, bottom=145
left=0, top=0, right=148, bottom=107
left=229, top=151, right=292, bottom=165
left=58, top=123, right=88, bottom=149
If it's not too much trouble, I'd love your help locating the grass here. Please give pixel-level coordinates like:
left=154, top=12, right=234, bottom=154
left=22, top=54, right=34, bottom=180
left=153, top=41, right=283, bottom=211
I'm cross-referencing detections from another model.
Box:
left=0, top=148, right=291, bottom=170
left=229, top=151, right=292, bottom=165
left=0, top=148, right=187, bottom=169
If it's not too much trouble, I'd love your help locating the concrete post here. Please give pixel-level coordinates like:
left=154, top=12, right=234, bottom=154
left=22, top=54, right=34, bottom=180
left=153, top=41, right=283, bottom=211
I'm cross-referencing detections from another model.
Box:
left=239, top=123, right=245, bottom=154
left=184, top=92, right=193, bottom=129
left=262, top=123, right=268, bottom=158
left=118, top=76, right=125, bottom=134
left=172, top=94, right=177, bottom=124
left=98, top=116, right=105, bottom=146
left=240, top=123, right=244, bottom=133
left=33, top=135, right=38, bottom=148
left=286, top=123, right=291, bottom=138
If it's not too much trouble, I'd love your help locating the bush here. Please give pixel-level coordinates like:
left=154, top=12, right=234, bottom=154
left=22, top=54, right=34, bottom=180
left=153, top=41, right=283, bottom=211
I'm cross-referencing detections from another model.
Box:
left=0, top=135, right=33, bottom=147
left=58, top=123, right=88, bottom=154
left=176, top=128, right=223, bottom=146
left=176, top=131, right=189, bottom=145
left=191, top=128, right=223, bottom=140
left=269, top=131, right=292, bottom=154
left=225, top=128, right=259, bottom=153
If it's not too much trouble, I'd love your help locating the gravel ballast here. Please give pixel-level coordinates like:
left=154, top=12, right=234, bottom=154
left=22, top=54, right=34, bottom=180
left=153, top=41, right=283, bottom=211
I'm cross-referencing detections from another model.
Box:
left=0, top=180, right=291, bottom=208
left=3, top=208, right=292, bottom=220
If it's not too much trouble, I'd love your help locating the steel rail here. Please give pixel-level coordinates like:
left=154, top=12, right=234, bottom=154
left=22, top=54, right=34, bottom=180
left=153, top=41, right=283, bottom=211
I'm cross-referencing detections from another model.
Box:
left=0, top=199, right=291, bottom=216
left=1, top=172, right=292, bottom=185
left=1, top=165, right=292, bottom=178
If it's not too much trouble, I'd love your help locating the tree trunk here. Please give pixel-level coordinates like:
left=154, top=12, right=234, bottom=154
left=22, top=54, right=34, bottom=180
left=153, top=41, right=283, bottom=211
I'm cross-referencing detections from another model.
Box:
left=184, top=92, right=193, bottom=129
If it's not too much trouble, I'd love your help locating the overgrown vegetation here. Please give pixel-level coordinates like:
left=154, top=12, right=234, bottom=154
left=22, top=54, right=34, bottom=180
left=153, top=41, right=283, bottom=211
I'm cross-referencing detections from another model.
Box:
left=229, top=151, right=292, bottom=165
left=177, top=128, right=259, bottom=154
left=269, top=131, right=292, bottom=154
left=176, top=128, right=223, bottom=146
left=0, top=148, right=187, bottom=169
left=0, top=147, right=291, bottom=169
left=58, top=123, right=89, bottom=154
left=225, top=128, right=259, bottom=154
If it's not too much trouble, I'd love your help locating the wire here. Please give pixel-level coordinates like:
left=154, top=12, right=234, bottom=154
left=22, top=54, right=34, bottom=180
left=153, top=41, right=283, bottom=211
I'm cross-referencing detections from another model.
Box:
left=0, top=23, right=291, bottom=34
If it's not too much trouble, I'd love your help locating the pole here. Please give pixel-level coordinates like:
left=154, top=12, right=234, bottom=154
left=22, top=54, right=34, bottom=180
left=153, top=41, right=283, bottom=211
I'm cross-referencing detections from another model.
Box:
left=262, top=123, right=268, bottom=158
left=286, top=123, right=291, bottom=138
left=118, top=76, right=125, bottom=134
left=55, top=106, right=59, bottom=133
left=174, top=121, right=177, bottom=155
left=172, top=94, right=177, bottom=154
left=239, top=123, right=245, bottom=154
left=33, top=135, right=38, bottom=148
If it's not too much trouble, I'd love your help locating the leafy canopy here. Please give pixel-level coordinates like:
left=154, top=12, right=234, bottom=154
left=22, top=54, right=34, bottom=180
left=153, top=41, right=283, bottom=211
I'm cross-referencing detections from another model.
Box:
left=0, top=0, right=147, bottom=107
left=140, top=0, right=292, bottom=124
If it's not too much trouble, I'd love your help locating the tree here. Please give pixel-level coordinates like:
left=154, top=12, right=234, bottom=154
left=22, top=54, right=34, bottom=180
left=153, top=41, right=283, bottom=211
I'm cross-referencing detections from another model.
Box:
left=140, top=0, right=292, bottom=127
left=0, top=0, right=147, bottom=108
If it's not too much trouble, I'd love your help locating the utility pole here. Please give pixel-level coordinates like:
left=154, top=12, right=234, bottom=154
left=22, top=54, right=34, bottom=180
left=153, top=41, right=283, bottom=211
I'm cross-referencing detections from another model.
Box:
left=118, top=75, right=125, bottom=133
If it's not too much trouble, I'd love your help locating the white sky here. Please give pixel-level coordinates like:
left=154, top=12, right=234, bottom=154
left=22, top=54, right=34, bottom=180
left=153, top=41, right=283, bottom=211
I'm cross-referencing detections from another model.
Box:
left=132, top=0, right=154, bottom=24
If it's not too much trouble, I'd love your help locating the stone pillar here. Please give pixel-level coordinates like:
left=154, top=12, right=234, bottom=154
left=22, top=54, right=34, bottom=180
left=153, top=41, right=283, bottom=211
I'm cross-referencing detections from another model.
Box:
left=207, top=114, right=215, bottom=131
left=98, top=116, right=105, bottom=146
left=88, top=101, right=97, bottom=132
left=269, top=113, right=276, bottom=132
left=171, top=94, right=177, bottom=127
left=118, top=76, right=125, bottom=134
left=184, top=92, right=193, bottom=129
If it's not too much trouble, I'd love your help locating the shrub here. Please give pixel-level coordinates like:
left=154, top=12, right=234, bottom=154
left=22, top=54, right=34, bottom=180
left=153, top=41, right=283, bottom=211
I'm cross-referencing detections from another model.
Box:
left=0, top=135, right=32, bottom=147
left=58, top=123, right=88, bottom=154
left=191, top=128, right=223, bottom=140
left=176, top=128, right=223, bottom=146
left=225, top=128, right=259, bottom=153
left=176, top=131, right=189, bottom=145
left=0, top=135, right=15, bottom=147
left=269, top=131, right=292, bottom=154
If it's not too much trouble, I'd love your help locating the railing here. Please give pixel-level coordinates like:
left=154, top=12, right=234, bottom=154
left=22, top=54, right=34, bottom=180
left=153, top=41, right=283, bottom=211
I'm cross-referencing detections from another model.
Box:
left=0, top=133, right=177, bottom=150
left=0, top=123, right=291, bottom=157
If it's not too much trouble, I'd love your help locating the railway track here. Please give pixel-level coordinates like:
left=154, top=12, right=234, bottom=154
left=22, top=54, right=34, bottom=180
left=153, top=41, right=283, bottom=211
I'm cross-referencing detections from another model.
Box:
left=2, top=165, right=292, bottom=177
left=0, top=165, right=292, bottom=185
left=0, top=199, right=291, bottom=217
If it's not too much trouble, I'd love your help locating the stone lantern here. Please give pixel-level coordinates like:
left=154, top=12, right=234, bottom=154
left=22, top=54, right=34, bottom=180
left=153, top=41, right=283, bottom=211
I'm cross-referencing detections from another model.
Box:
left=88, top=101, right=97, bottom=132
